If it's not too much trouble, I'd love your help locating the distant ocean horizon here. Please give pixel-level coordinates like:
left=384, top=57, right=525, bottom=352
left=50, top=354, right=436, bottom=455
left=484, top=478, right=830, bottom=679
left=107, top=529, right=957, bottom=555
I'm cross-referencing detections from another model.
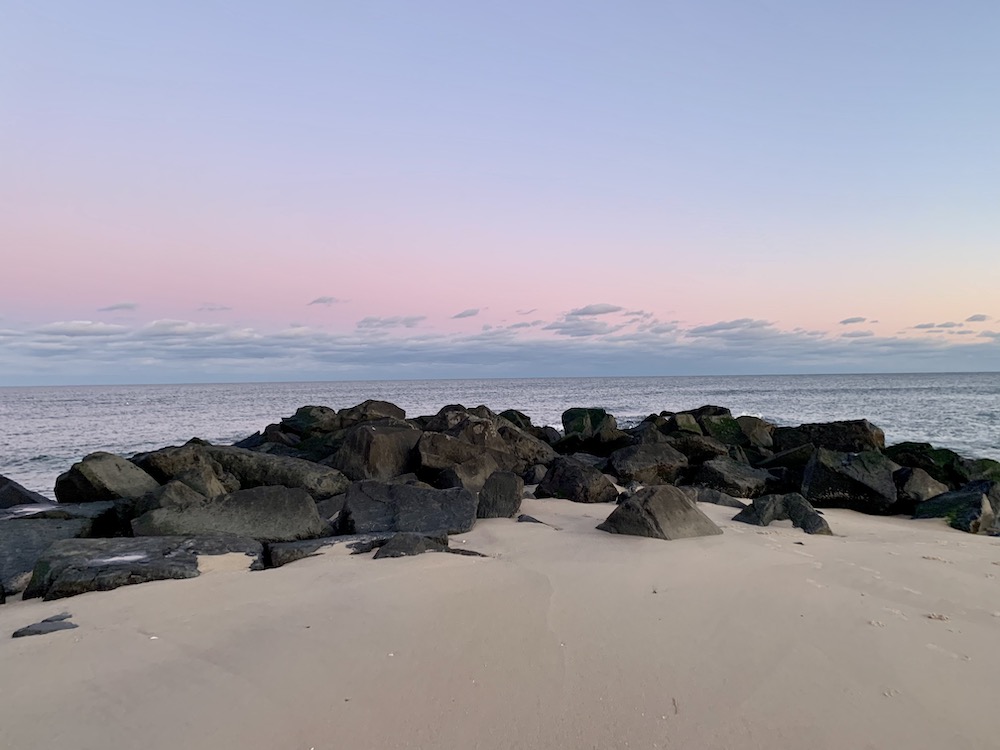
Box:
left=2, top=372, right=999, bottom=498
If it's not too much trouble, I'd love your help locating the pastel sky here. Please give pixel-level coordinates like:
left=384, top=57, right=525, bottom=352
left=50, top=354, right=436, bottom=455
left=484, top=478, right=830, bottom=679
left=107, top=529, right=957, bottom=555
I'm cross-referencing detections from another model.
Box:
left=2, top=1, right=999, bottom=385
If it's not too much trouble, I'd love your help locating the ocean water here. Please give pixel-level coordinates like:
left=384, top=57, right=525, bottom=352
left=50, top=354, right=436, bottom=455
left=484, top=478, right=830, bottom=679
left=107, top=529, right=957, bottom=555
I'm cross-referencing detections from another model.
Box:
left=2, top=373, right=998, bottom=498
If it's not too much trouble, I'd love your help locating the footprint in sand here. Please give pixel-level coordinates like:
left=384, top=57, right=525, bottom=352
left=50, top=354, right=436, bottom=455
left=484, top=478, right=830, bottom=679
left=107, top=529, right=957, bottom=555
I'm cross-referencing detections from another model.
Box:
left=922, top=555, right=952, bottom=564
left=805, top=578, right=826, bottom=589
left=926, top=643, right=971, bottom=661
left=903, top=587, right=923, bottom=596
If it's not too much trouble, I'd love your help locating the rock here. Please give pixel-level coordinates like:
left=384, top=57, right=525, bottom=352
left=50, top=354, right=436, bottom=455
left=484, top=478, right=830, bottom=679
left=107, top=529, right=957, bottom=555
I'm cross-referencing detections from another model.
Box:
left=417, top=432, right=515, bottom=483
left=894, top=467, right=950, bottom=511
left=132, top=444, right=239, bottom=493
left=773, top=420, right=885, bottom=454
left=11, top=612, right=78, bottom=638
left=557, top=408, right=634, bottom=456
left=692, top=457, right=773, bottom=498
left=736, top=416, right=774, bottom=449
left=914, top=487, right=996, bottom=533
left=535, top=457, right=619, bottom=504
left=675, top=485, right=748, bottom=509
left=132, top=485, right=329, bottom=543
left=801, top=449, right=900, bottom=514
left=664, top=433, right=729, bottom=464
left=336, top=481, right=478, bottom=535
left=661, top=413, right=703, bottom=435
left=884, top=442, right=966, bottom=487
left=678, top=405, right=733, bottom=420
left=523, top=464, right=548, bottom=484
left=498, top=409, right=534, bottom=430
left=0, top=474, right=50, bottom=508
left=477, top=471, right=523, bottom=518
left=0, top=518, right=91, bottom=596
left=436, top=454, right=501, bottom=493
left=279, top=405, right=342, bottom=437
left=699, top=415, right=748, bottom=446
left=495, top=421, right=558, bottom=468
left=372, top=532, right=449, bottom=559
left=626, top=421, right=671, bottom=444
left=597, top=485, right=722, bottom=540
left=606, top=443, right=688, bottom=485
left=516, top=514, right=549, bottom=525
left=173, top=464, right=230, bottom=498
left=54, top=452, right=160, bottom=504
left=267, top=533, right=396, bottom=567
left=203, top=445, right=350, bottom=501
left=2, top=500, right=124, bottom=537
left=23, top=536, right=264, bottom=601
left=732, top=493, right=832, bottom=535
left=339, top=399, right=406, bottom=427
left=327, top=421, right=421, bottom=481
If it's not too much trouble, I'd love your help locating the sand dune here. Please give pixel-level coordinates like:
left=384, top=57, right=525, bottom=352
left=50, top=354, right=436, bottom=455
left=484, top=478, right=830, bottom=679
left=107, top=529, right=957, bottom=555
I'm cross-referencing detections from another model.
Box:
left=2, top=500, right=998, bottom=750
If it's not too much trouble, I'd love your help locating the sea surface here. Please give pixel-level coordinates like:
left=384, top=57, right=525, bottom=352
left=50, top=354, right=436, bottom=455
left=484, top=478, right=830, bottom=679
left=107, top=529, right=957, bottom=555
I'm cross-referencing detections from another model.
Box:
left=2, top=373, right=998, bottom=498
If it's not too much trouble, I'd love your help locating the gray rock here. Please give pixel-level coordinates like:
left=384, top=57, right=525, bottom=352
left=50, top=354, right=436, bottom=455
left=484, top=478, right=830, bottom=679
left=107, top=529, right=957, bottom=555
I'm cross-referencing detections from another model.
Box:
left=773, top=419, right=885, bottom=454
left=372, top=532, right=449, bottom=559
left=477, top=471, right=523, bottom=518
left=556, top=408, right=633, bottom=456
left=327, top=421, right=421, bottom=481
left=23, top=536, right=264, bottom=601
left=339, top=399, right=406, bottom=427
left=523, top=464, right=548, bottom=485
left=693, top=457, right=773, bottom=498
left=801, top=449, right=900, bottom=514
left=676, top=485, right=748, bottom=510
left=417, top=432, right=515, bottom=483
left=664, top=433, right=729, bottom=464
left=268, top=533, right=396, bottom=567
left=698, top=415, right=749, bottom=446
left=736, top=416, right=774, bottom=449
left=0, top=474, right=50, bottom=509
left=337, top=481, right=478, bottom=535
left=1, top=518, right=92, bottom=596
left=203, top=445, right=350, bottom=501
left=894, top=467, right=950, bottom=511
left=132, top=485, right=329, bottom=543
left=279, top=405, right=343, bottom=437
left=435, top=453, right=501, bottom=493
left=54, top=452, right=160, bottom=504
left=132, top=444, right=240, bottom=492
left=12, top=612, right=77, bottom=638
left=597, top=485, right=723, bottom=540
left=536, top=457, right=619, bottom=504
left=732, top=493, right=832, bottom=535
left=913, top=488, right=995, bottom=533
left=606, top=443, right=688, bottom=485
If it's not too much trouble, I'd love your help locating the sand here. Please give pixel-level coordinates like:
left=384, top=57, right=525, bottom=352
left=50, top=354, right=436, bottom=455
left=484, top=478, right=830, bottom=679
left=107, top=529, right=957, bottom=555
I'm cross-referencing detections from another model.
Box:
left=2, top=499, right=999, bottom=750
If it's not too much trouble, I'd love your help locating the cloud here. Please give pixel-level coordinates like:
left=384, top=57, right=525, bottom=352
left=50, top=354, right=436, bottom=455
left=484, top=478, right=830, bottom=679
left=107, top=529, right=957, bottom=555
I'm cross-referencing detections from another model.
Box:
left=516, top=308, right=537, bottom=315
left=452, top=308, right=479, bottom=319
left=308, top=296, right=340, bottom=306
left=687, top=318, right=772, bottom=336
left=935, top=321, right=962, bottom=329
left=198, top=303, right=232, bottom=312
left=841, top=330, right=875, bottom=338
left=966, top=314, right=990, bottom=322
left=839, top=316, right=866, bottom=325
left=36, top=321, right=128, bottom=336
left=624, top=310, right=653, bottom=318
left=97, top=302, right=138, bottom=312
left=566, top=303, right=624, bottom=317
left=356, top=315, right=426, bottom=330
left=913, top=323, right=936, bottom=329
left=543, top=318, right=626, bottom=337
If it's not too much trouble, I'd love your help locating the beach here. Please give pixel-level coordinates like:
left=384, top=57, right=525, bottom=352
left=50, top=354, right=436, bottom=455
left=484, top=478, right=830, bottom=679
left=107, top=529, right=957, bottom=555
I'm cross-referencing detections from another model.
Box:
left=2, top=499, right=997, bottom=750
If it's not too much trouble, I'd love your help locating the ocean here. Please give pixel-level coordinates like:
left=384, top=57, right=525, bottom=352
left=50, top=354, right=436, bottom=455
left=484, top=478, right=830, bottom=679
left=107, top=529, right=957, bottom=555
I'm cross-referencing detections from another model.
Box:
left=2, top=373, right=998, bottom=498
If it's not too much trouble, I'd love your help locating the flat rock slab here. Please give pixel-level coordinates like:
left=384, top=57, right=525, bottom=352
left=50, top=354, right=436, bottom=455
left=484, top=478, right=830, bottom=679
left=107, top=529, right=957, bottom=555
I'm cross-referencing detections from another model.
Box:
left=732, top=493, right=832, bottom=535
left=598, top=485, right=723, bottom=540
left=373, top=532, right=449, bottom=559
left=0, top=474, right=51, bottom=509
left=337, top=481, right=478, bottom=535
left=55, top=452, right=160, bottom=504
left=268, top=533, right=396, bottom=567
left=0, top=518, right=92, bottom=597
left=23, top=536, right=263, bottom=601
left=12, top=612, right=78, bottom=638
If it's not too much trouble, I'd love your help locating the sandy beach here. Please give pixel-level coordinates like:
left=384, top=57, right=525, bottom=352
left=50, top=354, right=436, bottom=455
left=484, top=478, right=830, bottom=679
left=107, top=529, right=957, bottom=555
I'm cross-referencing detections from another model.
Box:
left=1, top=499, right=998, bottom=750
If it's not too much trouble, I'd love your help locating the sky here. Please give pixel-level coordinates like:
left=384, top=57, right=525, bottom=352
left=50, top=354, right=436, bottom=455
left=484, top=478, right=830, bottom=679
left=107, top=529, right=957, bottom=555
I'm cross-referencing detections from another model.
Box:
left=2, top=1, right=999, bottom=385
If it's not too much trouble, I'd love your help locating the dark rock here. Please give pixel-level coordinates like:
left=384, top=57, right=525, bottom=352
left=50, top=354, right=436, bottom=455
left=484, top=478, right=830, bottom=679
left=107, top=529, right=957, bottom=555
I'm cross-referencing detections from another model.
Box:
left=626, top=421, right=671, bottom=445
left=606, top=443, right=688, bottom=485
left=732, top=493, right=832, bottom=535
left=435, top=454, right=501, bottom=493
left=884, top=442, right=965, bottom=487
left=773, top=420, right=885, bottom=454
left=54, top=452, right=160, bottom=504
left=3, top=500, right=124, bottom=538
left=315, top=494, right=346, bottom=520
left=417, top=432, right=515, bottom=483
left=279, top=405, right=342, bottom=437
left=736, top=416, right=774, bottom=449
left=373, top=532, right=449, bottom=559
left=12, top=612, right=78, bottom=638
left=477, top=471, right=523, bottom=518
left=132, top=485, right=329, bottom=543
left=597, top=485, right=722, bottom=540
left=498, top=409, right=534, bottom=430
left=699, top=415, right=749, bottom=446
left=894, top=467, right=949, bottom=511
left=0, top=474, right=50, bottom=508
left=203, top=445, right=350, bottom=501
left=661, top=413, right=703, bottom=435
left=267, top=533, right=396, bottom=567
left=23, top=536, right=264, bottom=601
left=327, top=421, right=421, bottom=481
left=692, top=457, right=773, bottom=498
left=523, top=464, right=548, bottom=485
left=664, top=433, right=729, bottom=465
left=516, top=514, right=549, bottom=525
left=132, top=444, right=239, bottom=493
left=679, top=405, right=733, bottom=420
left=1, top=518, right=91, bottom=596
left=801, top=449, right=900, bottom=514
left=557, top=407, right=634, bottom=456
left=675, top=485, right=748, bottom=509
left=536, top=457, right=618, bottom=504
left=495, top=421, right=558, bottom=469
left=339, top=399, right=406, bottom=427
left=337, top=481, right=478, bottom=535
left=914, top=487, right=996, bottom=533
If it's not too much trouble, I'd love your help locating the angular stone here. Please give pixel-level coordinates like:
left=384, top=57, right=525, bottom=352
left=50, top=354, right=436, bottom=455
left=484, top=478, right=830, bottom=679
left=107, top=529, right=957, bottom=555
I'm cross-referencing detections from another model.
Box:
left=914, top=488, right=996, bottom=533
left=606, top=443, right=688, bottom=485
left=12, top=613, right=78, bottom=638
left=339, top=399, right=406, bottom=427
left=732, top=493, right=831, bottom=535
left=417, top=432, right=515, bottom=481
left=372, top=532, right=449, bottom=559
left=0, top=474, right=50, bottom=509
left=675, top=485, right=748, bottom=509
left=773, top=420, right=885, bottom=454
left=736, top=416, right=774, bottom=449
left=693, top=457, right=773, bottom=498
left=279, top=405, right=342, bottom=437
left=328, top=421, right=421, bottom=481
left=436, top=454, right=501, bottom=493
left=132, top=444, right=239, bottom=493
left=55, top=452, right=160, bottom=504
left=699, top=416, right=748, bottom=446
left=203, top=445, right=350, bottom=501
left=267, top=533, right=396, bottom=568
left=801, top=449, right=900, bottom=514
left=337, top=481, right=478, bottom=535
left=597, top=485, right=722, bottom=540
left=477, top=471, right=523, bottom=518
left=662, top=413, right=703, bottom=435
left=1, top=518, right=91, bottom=596
left=665, top=433, right=729, bottom=464
left=23, top=536, right=264, bottom=601
left=894, top=467, right=949, bottom=511
left=132, top=485, right=329, bottom=543
left=536, top=457, right=618, bottom=504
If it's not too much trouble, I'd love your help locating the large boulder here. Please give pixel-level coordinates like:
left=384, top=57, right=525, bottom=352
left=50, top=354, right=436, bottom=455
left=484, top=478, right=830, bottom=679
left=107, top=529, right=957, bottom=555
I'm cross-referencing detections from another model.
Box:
left=773, top=420, right=885, bottom=454
left=0, top=474, right=50, bottom=509
left=664, top=433, right=729, bottom=464
left=732, top=493, right=831, bottom=535
left=736, top=416, right=774, bottom=449
left=435, top=454, right=501, bottom=493
left=54, top=452, right=160, bottom=504
left=606, top=443, right=688, bottom=485
left=597, top=485, right=722, bottom=540
left=893, top=467, right=949, bottom=511
left=22, top=536, right=263, bottom=601
left=675, top=485, right=747, bottom=509
left=326, top=421, right=421, bottom=481
left=131, top=485, right=330, bottom=543
left=1, top=518, right=92, bottom=597
left=132, top=443, right=239, bottom=493
left=202, top=445, right=350, bottom=500
left=535, top=457, right=618, bottom=504
left=557, top=407, right=634, bottom=456
left=372, top=532, right=449, bottom=559
left=913, top=488, right=995, bottom=533
left=336, top=481, right=478, bottom=535
left=279, top=405, right=342, bottom=437
left=692, top=457, right=773, bottom=498
left=477, top=471, right=523, bottom=518
left=698, top=415, right=748, bottom=447
left=801, top=449, right=900, bottom=514
left=494, top=421, right=558, bottom=468
left=339, top=399, right=406, bottom=427
left=885, top=442, right=1000, bottom=489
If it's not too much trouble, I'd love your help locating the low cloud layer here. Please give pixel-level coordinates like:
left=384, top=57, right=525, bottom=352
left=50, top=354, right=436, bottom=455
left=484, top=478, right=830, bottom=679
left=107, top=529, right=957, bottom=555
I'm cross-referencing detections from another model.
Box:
left=97, top=302, right=138, bottom=313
